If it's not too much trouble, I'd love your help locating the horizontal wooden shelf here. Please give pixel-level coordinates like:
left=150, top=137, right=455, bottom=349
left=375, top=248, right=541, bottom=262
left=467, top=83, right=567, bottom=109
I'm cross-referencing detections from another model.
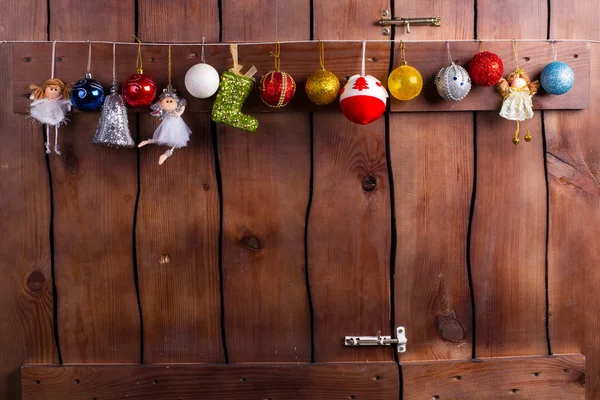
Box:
left=11, top=41, right=589, bottom=114
left=21, top=362, right=399, bottom=400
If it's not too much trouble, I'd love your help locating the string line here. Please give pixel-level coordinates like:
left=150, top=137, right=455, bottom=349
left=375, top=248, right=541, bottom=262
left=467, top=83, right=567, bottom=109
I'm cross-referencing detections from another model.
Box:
left=51, top=41, right=56, bottom=79
left=361, top=40, right=366, bottom=76
left=112, top=42, right=116, bottom=82
left=87, top=40, right=92, bottom=73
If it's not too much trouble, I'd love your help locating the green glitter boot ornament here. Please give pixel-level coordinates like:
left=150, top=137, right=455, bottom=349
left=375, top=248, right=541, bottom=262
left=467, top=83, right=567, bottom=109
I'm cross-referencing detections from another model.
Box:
left=211, top=44, right=259, bottom=132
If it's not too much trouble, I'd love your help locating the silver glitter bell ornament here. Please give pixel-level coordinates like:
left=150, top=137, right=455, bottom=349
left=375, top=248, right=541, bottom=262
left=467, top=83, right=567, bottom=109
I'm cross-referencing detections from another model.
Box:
left=435, top=42, right=472, bottom=102
left=91, top=81, right=135, bottom=148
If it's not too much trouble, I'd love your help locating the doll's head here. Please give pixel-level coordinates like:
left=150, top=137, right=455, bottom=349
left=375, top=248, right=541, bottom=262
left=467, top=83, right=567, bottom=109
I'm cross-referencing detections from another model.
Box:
left=506, top=69, right=539, bottom=94
left=29, top=78, right=72, bottom=100
left=155, top=87, right=186, bottom=110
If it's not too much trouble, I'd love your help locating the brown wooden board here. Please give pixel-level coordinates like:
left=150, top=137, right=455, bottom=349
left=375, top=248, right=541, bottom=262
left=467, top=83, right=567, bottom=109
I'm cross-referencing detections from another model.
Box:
left=0, top=2, right=56, bottom=398
left=390, top=0, right=474, bottom=363
left=402, top=354, right=585, bottom=400
left=391, top=113, right=474, bottom=361
left=218, top=115, right=312, bottom=362
left=217, top=0, right=312, bottom=363
left=389, top=41, right=589, bottom=111
left=12, top=42, right=390, bottom=114
left=470, top=0, right=549, bottom=359
left=546, top=2, right=600, bottom=398
left=313, top=0, right=390, bottom=40
left=135, top=0, right=224, bottom=364
left=49, top=0, right=141, bottom=363
left=21, top=363, right=399, bottom=400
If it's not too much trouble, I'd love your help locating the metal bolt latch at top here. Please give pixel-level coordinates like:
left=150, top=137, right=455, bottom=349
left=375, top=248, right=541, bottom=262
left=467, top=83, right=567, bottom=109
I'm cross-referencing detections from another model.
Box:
left=378, top=10, right=441, bottom=35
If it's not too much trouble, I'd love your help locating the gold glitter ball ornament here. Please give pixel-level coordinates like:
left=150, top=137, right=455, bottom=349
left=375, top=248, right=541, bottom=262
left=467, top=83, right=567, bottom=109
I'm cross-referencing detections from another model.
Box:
left=388, top=63, right=423, bottom=101
left=305, top=70, right=340, bottom=105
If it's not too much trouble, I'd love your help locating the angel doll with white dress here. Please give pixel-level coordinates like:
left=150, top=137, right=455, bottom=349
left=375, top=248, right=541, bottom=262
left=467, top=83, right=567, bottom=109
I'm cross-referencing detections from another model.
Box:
left=496, top=69, right=539, bottom=145
left=28, top=78, right=72, bottom=154
left=138, top=87, right=192, bottom=165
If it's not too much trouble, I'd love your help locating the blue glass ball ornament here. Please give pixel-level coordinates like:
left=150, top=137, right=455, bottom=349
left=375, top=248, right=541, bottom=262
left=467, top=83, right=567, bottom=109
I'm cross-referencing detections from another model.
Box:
left=540, top=61, right=574, bottom=95
left=71, top=73, right=105, bottom=111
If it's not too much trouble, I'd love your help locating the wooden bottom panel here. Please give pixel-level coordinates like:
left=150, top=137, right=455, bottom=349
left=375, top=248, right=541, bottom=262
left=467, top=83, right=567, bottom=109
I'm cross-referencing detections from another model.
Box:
left=22, top=363, right=399, bottom=400
left=402, top=354, right=585, bottom=400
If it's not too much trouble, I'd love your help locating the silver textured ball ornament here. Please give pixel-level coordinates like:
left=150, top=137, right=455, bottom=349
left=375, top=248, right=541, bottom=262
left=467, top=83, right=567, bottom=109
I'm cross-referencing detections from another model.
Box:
left=435, top=64, right=472, bottom=101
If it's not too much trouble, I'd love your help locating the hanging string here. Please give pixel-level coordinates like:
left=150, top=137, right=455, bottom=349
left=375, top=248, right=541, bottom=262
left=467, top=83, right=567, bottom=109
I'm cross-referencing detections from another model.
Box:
left=319, top=39, right=325, bottom=70
left=446, top=41, right=453, bottom=65
left=400, top=40, right=406, bottom=65
left=201, top=36, right=206, bottom=63
left=167, top=44, right=172, bottom=88
left=112, top=42, right=116, bottom=82
left=270, top=42, right=281, bottom=72
left=479, top=39, right=484, bottom=52
left=511, top=39, right=520, bottom=70
left=361, top=40, right=366, bottom=76
left=133, top=35, right=143, bottom=73
left=86, top=40, right=92, bottom=74
left=50, top=41, right=56, bottom=79
left=551, top=40, right=557, bottom=61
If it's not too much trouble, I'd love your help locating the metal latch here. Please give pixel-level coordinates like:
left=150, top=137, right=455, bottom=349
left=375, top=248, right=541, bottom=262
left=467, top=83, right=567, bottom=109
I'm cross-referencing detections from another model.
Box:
left=378, top=10, right=441, bottom=35
left=344, top=326, right=407, bottom=353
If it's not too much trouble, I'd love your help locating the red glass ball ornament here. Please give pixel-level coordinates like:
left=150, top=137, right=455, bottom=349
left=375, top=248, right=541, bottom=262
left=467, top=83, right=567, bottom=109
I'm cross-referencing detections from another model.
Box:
left=467, top=51, right=504, bottom=87
left=259, top=71, right=296, bottom=108
left=122, top=73, right=157, bottom=107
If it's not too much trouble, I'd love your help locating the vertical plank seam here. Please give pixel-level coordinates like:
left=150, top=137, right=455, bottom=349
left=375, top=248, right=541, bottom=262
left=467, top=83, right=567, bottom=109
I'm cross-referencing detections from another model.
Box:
left=385, top=1, right=402, bottom=397
left=211, top=120, right=229, bottom=363
left=45, top=0, right=62, bottom=365
left=473, top=0, right=478, bottom=40
left=540, top=111, right=553, bottom=356
left=304, top=113, right=316, bottom=363
left=217, top=0, right=223, bottom=43
left=546, top=0, right=551, bottom=39
left=131, top=113, right=144, bottom=364
left=466, top=112, right=478, bottom=360
left=134, top=0, right=139, bottom=38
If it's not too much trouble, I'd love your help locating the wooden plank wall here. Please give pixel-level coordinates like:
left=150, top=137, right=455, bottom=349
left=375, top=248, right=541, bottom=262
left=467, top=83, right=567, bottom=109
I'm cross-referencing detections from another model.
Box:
left=1, top=0, right=599, bottom=399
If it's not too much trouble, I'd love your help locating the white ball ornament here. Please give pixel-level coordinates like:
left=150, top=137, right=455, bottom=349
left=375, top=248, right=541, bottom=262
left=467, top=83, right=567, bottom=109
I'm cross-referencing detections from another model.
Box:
left=435, top=63, right=472, bottom=101
left=184, top=63, right=220, bottom=99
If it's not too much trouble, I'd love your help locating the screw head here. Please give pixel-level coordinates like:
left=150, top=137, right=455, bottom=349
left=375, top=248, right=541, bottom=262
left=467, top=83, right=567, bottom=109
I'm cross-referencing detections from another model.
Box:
left=381, top=9, right=390, bottom=17
left=382, top=27, right=391, bottom=36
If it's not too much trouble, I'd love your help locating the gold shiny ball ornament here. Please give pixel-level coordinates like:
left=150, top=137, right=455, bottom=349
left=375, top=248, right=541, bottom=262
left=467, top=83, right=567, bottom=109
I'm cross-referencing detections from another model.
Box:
left=524, top=134, right=532, bottom=142
left=305, top=69, right=340, bottom=105
left=387, top=63, right=423, bottom=101
left=512, top=137, right=520, bottom=145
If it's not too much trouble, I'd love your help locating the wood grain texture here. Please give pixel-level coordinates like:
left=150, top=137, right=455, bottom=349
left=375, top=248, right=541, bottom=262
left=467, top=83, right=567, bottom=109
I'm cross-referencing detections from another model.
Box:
left=221, top=0, right=310, bottom=42
left=390, top=113, right=474, bottom=361
left=390, top=0, right=474, bottom=363
left=218, top=115, right=312, bottom=362
left=21, top=363, right=399, bottom=400
left=218, top=0, right=312, bottom=363
left=49, top=0, right=141, bottom=363
left=12, top=42, right=391, bottom=114
left=402, top=354, right=585, bottom=400
left=314, top=0, right=389, bottom=40
left=0, top=2, right=57, bottom=396
left=394, top=0, right=474, bottom=40
left=136, top=0, right=223, bottom=364
left=308, top=114, right=392, bottom=362
left=471, top=0, right=549, bottom=358
left=138, top=0, right=219, bottom=42
left=547, top=1, right=600, bottom=398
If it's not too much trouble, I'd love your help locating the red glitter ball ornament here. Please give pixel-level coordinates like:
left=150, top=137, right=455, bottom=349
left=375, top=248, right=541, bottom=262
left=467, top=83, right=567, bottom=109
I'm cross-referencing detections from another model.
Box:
left=259, top=71, right=296, bottom=108
left=467, top=51, right=504, bottom=87
left=122, top=73, right=157, bottom=107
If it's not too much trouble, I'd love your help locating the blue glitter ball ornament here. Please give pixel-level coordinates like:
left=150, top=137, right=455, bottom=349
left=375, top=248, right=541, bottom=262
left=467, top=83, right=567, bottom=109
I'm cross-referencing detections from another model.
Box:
left=71, top=73, right=105, bottom=111
left=540, top=61, right=574, bottom=95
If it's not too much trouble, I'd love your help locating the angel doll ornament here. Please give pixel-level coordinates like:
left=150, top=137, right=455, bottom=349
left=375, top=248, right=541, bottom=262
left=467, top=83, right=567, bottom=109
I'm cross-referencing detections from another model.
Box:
left=138, top=87, right=191, bottom=165
left=496, top=69, right=539, bottom=145
left=29, top=78, right=72, bottom=154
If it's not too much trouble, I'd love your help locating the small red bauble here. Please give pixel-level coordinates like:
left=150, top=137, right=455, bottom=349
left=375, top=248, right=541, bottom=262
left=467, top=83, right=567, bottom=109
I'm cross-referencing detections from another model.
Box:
left=467, top=51, right=504, bottom=87
left=259, top=71, right=296, bottom=108
left=122, top=73, right=157, bottom=107
left=339, top=75, right=387, bottom=125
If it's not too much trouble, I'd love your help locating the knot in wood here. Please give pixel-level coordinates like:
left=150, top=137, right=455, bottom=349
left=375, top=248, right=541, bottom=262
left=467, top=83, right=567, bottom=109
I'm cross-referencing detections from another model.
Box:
left=63, top=151, right=79, bottom=174
left=240, top=235, right=261, bottom=251
left=435, top=313, right=464, bottom=343
left=26, top=270, right=46, bottom=293
left=362, top=176, right=377, bottom=191
left=159, top=254, right=171, bottom=264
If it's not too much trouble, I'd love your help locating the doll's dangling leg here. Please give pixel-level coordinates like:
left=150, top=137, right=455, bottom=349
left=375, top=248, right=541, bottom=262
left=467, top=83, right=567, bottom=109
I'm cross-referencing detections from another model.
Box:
left=138, top=139, right=155, bottom=148
left=44, top=125, right=51, bottom=154
left=512, top=121, right=520, bottom=145
left=54, top=126, right=61, bottom=155
left=158, top=146, right=175, bottom=165
left=524, top=120, right=532, bottom=142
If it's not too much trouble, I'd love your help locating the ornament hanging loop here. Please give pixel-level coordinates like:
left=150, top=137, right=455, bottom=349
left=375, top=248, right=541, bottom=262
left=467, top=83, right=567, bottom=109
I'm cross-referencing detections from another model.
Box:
left=361, top=40, right=366, bottom=76
left=270, top=42, right=281, bottom=72
left=201, top=36, right=206, bottom=63
left=133, top=35, right=143, bottom=74
left=551, top=40, right=557, bottom=61
left=511, top=39, right=520, bottom=70
left=319, top=39, right=325, bottom=71
left=86, top=40, right=92, bottom=78
left=478, top=39, right=484, bottom=52
left=167, top=44, right=172, bottom=89
left=446, top=41, right=453, bottom=65
left=111, top=42, right=117, bottom=84
left=400, top=41, right=407, bottom=65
